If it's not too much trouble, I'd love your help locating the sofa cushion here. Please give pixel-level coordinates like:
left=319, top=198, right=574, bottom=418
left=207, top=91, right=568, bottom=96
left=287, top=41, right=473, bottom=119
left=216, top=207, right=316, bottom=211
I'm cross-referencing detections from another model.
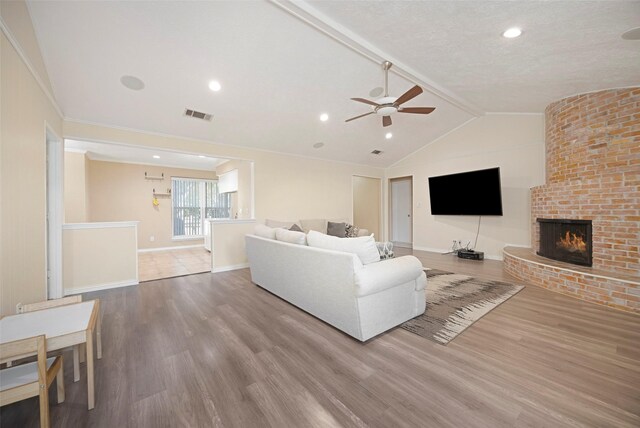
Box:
left=266, top=219, right=299, bottom=229
left=275, top=228, right=307, bottom=245
left=299, top=219, right=328, bottom=234
left=307, top=230, right=380, bottom=265
left=254, top=224, right=277, bottom=240
left=327, top=221, right=346, bottom=237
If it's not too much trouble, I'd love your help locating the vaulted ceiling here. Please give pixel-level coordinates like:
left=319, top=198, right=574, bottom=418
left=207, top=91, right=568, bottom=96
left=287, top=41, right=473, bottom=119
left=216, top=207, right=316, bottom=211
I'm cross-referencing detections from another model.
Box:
left=27, top=1, right=640, bottom=167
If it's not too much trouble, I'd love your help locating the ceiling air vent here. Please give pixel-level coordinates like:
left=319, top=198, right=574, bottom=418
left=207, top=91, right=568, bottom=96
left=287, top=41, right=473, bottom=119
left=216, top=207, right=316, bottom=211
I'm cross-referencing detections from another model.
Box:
left=371, top=149, right=383, bottom=155
left=184, top=108, right=213, bottom=121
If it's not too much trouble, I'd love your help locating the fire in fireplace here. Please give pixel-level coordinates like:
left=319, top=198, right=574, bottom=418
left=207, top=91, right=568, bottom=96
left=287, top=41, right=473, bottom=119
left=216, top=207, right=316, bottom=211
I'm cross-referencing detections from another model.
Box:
left=537, top=218, right=592, bottom=267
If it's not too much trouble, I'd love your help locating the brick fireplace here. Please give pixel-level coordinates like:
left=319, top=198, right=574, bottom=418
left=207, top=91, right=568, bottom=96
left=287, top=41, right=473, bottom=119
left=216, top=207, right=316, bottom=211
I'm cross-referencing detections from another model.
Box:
left=504, top=87, right=640, bottom=313
left=537, top=218, right=592, bottom=267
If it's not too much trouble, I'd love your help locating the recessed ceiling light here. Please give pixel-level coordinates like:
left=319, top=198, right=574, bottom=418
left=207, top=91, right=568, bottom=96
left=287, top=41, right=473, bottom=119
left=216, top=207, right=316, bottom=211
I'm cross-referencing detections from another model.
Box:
left=208, top=80, right=222, bottom=92
left=385, top=132, right=393, bottom=139
left=313, top=142, right=324, bottom=149
left=120, top=75, right=145, bottom=90
left=502, top=28, right=522, bottom=38
left=153, top=155, right=160, bottom=159
left=319, top=113, right=329, bottom=122
left=198, top=155, right=206, bottom=158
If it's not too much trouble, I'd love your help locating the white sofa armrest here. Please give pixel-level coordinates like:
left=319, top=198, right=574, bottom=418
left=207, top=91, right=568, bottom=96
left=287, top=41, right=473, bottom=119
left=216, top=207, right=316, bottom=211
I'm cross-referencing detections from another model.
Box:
left=354, top=255, right=424, bottom=297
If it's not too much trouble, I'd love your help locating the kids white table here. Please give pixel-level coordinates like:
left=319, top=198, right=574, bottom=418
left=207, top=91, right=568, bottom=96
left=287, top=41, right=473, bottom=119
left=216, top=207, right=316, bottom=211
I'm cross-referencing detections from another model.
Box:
left=0, top=300, right=102, bottom=409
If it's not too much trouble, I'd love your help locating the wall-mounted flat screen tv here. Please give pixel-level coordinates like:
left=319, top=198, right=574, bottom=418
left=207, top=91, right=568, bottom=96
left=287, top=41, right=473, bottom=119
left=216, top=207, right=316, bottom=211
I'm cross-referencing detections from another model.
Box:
left=428, top=167, right=503, bottom=216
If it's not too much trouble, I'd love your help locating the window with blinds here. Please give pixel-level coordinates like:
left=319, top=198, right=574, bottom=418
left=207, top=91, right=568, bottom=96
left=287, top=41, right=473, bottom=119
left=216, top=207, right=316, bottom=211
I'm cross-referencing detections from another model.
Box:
left=172, top=178, right=231, bottom=238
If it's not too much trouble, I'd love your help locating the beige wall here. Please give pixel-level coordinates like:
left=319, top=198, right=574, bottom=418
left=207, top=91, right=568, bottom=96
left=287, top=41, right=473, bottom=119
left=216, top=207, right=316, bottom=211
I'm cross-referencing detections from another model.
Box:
left=210, top=221, right=256, bottom=271
left=64, top=151, right=89, bottom=222
left=64, top=121, right=385, bottom=224
left=385, top=114, right=545, bottom=259
left=87, top=160, right=216, bottom=249
left=352, top=176, right=381, bottom=239
left=1, top=31, right=63, bottom=316
left=63, top=223, right=138, bottom=294
left=216, top=159, right=253, bottom=219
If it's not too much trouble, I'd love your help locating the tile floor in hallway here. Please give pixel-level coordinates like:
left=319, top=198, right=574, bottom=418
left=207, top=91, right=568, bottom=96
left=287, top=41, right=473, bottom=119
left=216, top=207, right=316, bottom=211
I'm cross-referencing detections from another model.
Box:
left=138, top=247, right=211, bottom=282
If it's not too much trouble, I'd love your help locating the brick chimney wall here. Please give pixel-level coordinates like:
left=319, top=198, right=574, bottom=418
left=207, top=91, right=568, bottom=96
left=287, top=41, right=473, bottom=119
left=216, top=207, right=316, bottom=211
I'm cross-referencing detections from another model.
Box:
left=531, top=88, right=639, bottom=275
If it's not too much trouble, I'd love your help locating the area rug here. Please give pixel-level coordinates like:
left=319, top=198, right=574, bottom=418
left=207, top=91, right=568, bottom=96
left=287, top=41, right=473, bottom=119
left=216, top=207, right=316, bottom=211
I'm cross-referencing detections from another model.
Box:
left=400, top=270, right=524, bottom=345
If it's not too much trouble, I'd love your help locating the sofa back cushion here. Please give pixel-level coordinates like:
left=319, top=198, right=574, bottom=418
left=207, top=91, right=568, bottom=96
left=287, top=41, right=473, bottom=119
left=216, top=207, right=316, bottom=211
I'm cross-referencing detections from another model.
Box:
left=307, top=230, right=380, bottom=265
left=265, top=219, right=300, bottom=229
left=254, top=224, right=277, bottom=239
left=299, top=219, right=328, bottom=234
left=275, top=228, right=307, bottom=245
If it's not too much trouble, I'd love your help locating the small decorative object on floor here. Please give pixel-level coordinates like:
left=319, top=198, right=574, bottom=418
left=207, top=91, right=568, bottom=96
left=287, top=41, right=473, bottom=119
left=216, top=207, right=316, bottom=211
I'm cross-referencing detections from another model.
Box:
left=400, top=270, right=524, bottom=345
left=376, top=241, right=394, bottom=259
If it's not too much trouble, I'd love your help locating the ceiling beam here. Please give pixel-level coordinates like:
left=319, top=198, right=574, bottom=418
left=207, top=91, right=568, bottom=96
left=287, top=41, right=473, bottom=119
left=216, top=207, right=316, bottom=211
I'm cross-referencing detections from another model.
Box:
left=269, top=0, right=484, bottom=117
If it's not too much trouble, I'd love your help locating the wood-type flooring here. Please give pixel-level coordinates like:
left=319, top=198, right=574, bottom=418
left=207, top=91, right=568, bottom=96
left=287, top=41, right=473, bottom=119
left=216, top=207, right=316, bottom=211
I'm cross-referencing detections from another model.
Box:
left=1, top=249, right=639, bottom=427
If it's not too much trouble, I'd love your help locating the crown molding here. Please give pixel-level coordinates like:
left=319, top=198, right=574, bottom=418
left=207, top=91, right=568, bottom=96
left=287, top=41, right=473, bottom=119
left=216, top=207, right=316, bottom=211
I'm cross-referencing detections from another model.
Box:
left=0, top=16, right=64, bottom=118
left=269, top=0, right=484, bottom=117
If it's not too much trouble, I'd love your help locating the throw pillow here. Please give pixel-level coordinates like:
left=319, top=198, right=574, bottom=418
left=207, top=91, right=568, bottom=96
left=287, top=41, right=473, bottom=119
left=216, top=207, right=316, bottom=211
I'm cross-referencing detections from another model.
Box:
left=289, top=223, right=304, bottom=232
left=345, top=224, right=360, bottom=238
left=307, top=230, right=380, bottom=265
left=376, top=241, right=395, bottom=260
left=275, top=228, right=307, bottom=245
left=327, top=221, right=347, bottom=237
left=299, top=219, right=328, bottom=234
left=254, top=224, right=277, bottom=240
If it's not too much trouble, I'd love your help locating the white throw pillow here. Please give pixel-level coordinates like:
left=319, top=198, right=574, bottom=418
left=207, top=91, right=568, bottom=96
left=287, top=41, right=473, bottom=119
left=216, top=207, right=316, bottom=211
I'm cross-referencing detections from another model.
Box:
left=275, top=228, right=307, bottom=245
left=307, top=230, right=380, bottom=265
left=254, top=224, right=277, bottom=240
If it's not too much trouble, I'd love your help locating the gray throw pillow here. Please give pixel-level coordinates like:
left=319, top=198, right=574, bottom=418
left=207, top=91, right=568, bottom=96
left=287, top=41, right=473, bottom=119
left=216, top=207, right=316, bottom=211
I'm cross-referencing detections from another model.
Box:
left=327, top=221, right=347, bottom=237
left=289, top=223, right=303, bottom=232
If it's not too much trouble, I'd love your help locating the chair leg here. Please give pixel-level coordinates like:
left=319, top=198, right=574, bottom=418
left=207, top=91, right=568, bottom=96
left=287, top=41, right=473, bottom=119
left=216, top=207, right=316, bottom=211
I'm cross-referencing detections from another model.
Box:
left=73, top=345, right=80, bottom=382
left=56, top=361, right=65, bottom=404
left=79, top=343, right=86, bottom=363
left=39, top=382, right=50, bottom=428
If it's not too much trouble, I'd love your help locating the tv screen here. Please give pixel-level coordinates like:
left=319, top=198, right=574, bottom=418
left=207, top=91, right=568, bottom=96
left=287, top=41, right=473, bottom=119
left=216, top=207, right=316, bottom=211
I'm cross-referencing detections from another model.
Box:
left=428, top=167, right=503, bottom=216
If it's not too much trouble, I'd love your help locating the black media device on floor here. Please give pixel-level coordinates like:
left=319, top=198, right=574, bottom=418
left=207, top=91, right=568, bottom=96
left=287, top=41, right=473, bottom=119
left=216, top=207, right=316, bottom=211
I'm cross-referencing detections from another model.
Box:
left=458, top=249, right=484, bottom=260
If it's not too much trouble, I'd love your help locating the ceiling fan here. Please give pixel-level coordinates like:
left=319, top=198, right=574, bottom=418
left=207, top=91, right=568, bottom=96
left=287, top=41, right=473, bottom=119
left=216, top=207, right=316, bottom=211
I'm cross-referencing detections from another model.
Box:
left=345, top=61, right=435, bottom=127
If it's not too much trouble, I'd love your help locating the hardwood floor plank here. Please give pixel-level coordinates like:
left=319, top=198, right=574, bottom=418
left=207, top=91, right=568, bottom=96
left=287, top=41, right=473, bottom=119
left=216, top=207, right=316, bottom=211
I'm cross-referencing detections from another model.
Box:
left=2, top=249, right=638, bottom=427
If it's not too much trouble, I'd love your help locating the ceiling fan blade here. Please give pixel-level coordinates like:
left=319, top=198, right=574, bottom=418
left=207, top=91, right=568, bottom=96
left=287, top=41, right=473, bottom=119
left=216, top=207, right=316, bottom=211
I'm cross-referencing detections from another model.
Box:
left=351, top=97, right=380, bottom=107
left=382, top=116, right=392, bottom=127
left=394, top=85, right=423, bottom=106
left=398, top=107, right=435, bottom=114
left=345, top=111, right=375, bottom=122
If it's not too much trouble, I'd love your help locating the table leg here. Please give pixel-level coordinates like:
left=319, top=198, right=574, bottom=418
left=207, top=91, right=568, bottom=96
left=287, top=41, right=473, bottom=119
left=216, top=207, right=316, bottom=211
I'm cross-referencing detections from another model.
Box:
left=73, top=345, right=80, bottom=382
left=86, top=330, right=95, bottom=410
left=96, top=308, right=103, bottom=360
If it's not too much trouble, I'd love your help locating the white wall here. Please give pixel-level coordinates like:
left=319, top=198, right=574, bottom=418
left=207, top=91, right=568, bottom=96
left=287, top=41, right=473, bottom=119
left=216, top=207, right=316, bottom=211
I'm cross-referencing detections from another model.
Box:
left=385, top=114, right=545, bottom=259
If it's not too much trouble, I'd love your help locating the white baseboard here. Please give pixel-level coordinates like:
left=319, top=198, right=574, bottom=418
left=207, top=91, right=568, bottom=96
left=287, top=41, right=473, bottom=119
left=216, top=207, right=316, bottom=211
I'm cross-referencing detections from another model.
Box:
left=211, top=263, right=249, bottom=273
left=412, top=245, right=503, bottom=261
left=138, top=244, right=204, bottom=253
left=64, top=279, right=138, bottom=295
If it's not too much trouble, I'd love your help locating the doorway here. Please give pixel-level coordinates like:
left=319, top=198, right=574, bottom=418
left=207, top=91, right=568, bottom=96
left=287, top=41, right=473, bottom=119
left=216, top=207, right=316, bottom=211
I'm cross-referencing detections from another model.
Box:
left=389, top=176, right=413, bottom=248
left=352, top=175, right=381, bottom=239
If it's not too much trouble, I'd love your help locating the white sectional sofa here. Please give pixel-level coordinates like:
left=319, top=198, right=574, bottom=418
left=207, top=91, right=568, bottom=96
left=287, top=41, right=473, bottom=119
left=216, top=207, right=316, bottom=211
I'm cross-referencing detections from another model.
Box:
left=245, top=233, right=426, bottom=341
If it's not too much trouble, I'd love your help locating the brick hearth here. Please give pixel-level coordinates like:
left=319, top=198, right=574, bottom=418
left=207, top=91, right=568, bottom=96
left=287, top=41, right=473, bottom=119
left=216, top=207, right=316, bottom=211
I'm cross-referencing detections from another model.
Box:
left=504, top=87, right=640, bottom=313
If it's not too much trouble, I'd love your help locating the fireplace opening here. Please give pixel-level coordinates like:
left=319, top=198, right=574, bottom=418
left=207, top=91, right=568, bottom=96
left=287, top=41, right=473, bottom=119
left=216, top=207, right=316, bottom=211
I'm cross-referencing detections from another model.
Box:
left=537, top=218, right=592, bottom=267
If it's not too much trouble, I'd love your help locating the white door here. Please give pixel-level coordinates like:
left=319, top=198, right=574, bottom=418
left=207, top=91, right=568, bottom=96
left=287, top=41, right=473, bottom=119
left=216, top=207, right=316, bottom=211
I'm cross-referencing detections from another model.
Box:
left=390, top=177, right=412, bottom=247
